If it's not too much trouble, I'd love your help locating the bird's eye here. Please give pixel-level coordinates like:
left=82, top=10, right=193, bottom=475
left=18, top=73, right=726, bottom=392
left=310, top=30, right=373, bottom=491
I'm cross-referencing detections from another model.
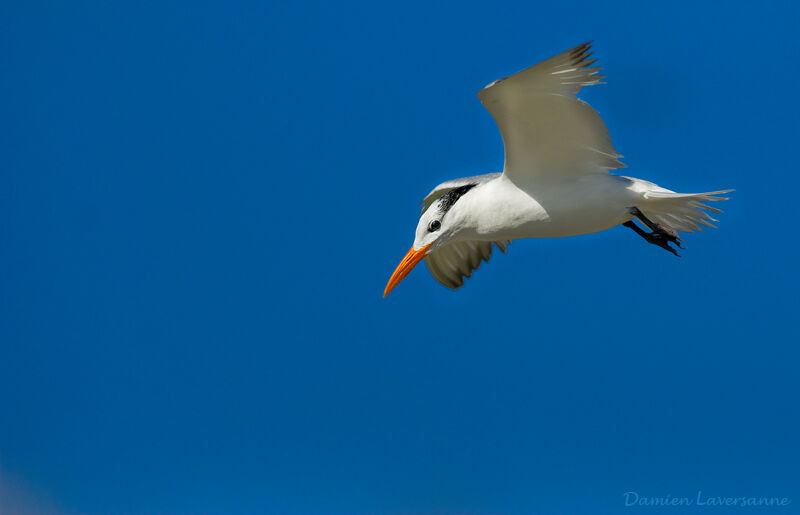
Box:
left=428, top=220, right=441, bottom=232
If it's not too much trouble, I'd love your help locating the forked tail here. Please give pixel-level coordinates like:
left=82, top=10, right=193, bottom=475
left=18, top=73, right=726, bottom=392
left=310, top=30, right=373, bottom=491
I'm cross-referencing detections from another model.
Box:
left=638, top=189, right=733, bottom=235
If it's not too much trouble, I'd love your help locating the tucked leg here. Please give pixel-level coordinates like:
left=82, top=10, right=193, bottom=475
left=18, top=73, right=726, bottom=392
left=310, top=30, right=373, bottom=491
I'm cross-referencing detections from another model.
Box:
left=623, top=213, right=683, bottom=257
left=628, top=207, right=681, bottom=239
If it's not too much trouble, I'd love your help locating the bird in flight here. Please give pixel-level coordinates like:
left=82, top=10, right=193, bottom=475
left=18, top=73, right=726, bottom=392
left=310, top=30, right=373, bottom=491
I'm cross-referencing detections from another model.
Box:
left=384, top=42, right=731, bottom=297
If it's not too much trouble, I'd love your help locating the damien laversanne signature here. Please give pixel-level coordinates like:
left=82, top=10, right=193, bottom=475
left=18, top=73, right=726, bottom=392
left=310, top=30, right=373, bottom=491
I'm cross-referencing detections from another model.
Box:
left=623, top=491, right=791, bottom=508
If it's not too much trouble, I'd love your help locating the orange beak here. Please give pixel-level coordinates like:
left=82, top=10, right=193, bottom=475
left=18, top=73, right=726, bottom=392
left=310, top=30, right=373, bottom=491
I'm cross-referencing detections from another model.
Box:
left=383, top=244, right=431, bottom=297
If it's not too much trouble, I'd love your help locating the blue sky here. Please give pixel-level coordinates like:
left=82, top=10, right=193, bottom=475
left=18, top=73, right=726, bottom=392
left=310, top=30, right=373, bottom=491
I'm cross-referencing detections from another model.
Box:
left=1, top=1, right=798, bottom=514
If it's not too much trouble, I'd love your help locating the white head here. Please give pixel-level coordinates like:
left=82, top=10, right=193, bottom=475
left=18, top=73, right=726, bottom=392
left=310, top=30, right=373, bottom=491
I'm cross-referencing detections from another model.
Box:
left=384, top=184, right=477, bottom=296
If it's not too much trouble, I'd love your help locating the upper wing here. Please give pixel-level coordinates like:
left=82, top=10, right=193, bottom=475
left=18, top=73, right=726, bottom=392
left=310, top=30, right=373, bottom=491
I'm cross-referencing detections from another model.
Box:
left=478, top=42, right=624, bottom=182
left=420, top=173, right=500, bottom=214
left=425, top=240, right=512, bottom=289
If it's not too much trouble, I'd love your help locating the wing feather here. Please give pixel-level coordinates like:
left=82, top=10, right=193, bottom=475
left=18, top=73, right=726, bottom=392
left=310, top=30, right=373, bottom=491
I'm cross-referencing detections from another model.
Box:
left=478, top=42, right=624, bottom=181
left=425, top=240, right=512, bottom=290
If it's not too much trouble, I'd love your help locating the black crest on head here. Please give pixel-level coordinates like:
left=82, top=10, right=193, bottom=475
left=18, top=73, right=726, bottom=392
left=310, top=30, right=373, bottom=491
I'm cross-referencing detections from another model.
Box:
left=438, top=184, right=476, bottom=213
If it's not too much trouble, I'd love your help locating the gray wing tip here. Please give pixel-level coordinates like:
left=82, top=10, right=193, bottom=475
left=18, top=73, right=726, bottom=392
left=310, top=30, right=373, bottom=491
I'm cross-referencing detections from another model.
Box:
left=570, top=41, right=594, bottom=59
left=573, top=41, right=593, bottom=52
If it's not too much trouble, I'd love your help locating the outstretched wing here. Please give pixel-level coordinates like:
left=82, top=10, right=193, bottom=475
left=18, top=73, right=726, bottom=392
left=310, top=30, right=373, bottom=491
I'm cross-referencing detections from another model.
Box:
left=478, top=42, right=624, bottom=182
left=425, top=240, right=512, bottom=289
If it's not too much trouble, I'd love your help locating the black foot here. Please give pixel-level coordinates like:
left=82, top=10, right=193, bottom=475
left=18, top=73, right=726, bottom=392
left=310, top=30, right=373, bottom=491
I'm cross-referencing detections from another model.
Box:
left=643, top=230, right=683, bottom=257
left=622, top=219, right=684, bottom=257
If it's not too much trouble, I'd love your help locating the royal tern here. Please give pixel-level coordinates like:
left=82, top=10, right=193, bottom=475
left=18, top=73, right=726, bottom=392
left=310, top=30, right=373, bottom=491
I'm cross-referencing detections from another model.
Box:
left=384, top=42, right=731, bottom=297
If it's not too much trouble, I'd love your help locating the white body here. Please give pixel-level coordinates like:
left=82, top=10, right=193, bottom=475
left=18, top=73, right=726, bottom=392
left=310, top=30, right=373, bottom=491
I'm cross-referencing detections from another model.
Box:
left=454, top=173, right=642, bottom=241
